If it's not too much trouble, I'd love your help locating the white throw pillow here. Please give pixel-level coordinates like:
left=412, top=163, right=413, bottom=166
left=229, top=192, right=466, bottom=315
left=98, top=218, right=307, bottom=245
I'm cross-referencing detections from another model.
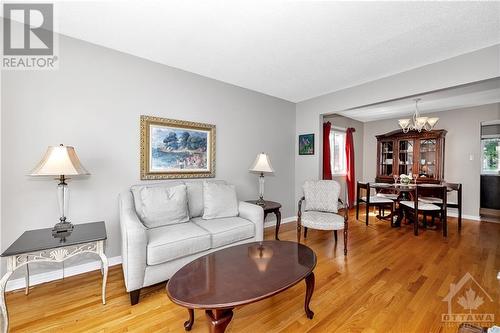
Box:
left=185, top=180, right=227, bottom=218
left=303, top=180, right=340, bottom=213
left=132, top=184, right=189, bottom=228
left=202, top=182, right=239, bottom=219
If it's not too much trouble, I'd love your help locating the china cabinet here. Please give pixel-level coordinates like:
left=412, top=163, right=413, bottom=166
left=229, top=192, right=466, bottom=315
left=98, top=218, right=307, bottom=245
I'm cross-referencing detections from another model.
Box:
left=375, top=129, right=446, bottom=183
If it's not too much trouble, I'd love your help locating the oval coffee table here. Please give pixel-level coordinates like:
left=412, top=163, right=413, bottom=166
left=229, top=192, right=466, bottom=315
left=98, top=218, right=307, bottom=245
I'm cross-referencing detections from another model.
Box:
left=166, top=240, right=317, bottom=333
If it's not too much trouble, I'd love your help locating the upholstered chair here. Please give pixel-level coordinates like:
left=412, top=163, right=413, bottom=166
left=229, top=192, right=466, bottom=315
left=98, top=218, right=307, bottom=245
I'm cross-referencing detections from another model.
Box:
left=297, top=180, right=349, bottom=255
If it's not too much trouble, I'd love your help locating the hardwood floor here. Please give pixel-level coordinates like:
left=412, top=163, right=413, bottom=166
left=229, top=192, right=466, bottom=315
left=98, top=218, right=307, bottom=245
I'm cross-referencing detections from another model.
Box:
left=6, top=209, right=500, bottom=332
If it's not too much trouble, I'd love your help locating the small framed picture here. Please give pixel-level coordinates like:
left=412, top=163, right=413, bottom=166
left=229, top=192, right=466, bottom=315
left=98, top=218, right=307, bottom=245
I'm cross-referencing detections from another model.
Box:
left=140, top=115, right=216, bottom=179
left=299, top=134, right=315, bottom=155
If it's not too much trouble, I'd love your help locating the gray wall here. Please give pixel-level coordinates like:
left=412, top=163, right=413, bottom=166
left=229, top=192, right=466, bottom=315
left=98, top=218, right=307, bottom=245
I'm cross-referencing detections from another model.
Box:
left=1, top=35, right=296, bottom=274
left=322, top=114, right=364, bottom=201
left=363, top=103, right=500, bottom=218
left=295, top=45, right=500, bottom=205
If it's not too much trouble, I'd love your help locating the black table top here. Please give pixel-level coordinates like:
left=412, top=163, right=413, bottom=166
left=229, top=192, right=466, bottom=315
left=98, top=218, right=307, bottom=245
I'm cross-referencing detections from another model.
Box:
left=1, top=222, right=107, bottom=257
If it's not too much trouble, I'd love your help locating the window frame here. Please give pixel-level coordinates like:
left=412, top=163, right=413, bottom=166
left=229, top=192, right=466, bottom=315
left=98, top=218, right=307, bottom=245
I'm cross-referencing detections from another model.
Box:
left=481, top=135, right=500, bottom=175
left=329, top=127, right=347, bottom=177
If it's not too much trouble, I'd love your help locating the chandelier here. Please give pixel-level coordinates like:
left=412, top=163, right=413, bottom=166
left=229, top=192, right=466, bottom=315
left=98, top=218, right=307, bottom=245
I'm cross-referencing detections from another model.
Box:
left=398, top=98, right=439, bottom=133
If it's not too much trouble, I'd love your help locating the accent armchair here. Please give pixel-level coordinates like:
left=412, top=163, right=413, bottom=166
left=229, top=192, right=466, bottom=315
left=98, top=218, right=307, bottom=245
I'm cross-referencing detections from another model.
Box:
left=297, top=180, right=349, bottom=255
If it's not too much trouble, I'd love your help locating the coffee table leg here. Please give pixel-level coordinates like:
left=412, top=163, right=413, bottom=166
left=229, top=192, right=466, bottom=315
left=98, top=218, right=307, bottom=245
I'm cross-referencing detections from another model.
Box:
left=205, top=308, right=233, bottom=333
left=304, top=272, right=315, bottom=319
left=184, top=308, right=194, bottom=331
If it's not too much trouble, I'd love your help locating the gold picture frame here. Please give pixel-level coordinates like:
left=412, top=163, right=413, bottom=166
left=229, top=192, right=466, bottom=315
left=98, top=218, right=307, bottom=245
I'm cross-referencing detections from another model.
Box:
left=140, top=115, right=216, bottom=180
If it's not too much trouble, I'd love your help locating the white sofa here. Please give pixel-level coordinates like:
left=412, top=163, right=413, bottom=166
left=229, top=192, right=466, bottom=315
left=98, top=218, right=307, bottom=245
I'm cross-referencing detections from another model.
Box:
left=119, top=180, right=264, bottom=305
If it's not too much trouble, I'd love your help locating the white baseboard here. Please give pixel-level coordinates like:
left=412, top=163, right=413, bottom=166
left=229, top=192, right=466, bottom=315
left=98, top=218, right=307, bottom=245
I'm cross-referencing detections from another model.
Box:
left=264, top=216, right=297, bottom=228
left=6, top=256, right=122, bottom=292
left=446, top=211, right=481, bottom=221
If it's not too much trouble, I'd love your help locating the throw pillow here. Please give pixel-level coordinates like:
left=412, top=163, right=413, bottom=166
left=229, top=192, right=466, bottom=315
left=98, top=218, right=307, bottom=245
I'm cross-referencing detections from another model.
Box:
left=133, top=184, right=189, bottom=228
left=202, top=181, right=239, bottom=219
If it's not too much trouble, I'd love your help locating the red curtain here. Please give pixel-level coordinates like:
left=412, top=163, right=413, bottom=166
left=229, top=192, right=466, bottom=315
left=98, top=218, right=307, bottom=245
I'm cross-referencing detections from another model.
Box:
left=323, top=122, right=332, bottom=180
left=345, top=128, right=355, bottom=206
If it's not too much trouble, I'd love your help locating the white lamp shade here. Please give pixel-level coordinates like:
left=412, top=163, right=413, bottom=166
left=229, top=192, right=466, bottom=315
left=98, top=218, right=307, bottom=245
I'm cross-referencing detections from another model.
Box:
left=427, top=117, right=439, bottom=127
left=398, top=119, right=410, bottom=128
left=249, top=153, right=274, bottom=173
left=30, top=145, right=90, bottom=176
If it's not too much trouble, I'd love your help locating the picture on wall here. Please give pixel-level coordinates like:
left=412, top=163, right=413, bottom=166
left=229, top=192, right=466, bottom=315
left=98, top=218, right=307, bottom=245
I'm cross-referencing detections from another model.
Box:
left=299, top=134, right=315, bottom=155
left=140, top=115, right=216, bottom=179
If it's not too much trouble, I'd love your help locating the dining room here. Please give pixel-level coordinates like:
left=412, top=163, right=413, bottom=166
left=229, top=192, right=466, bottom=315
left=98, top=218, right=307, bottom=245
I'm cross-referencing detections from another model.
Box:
left=322, top=78, right=500, bottom=234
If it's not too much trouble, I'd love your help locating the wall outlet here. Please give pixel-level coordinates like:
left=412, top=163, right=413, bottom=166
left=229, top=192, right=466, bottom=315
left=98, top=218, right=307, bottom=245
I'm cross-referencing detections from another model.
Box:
left=469, top=154, right=474, bottom=161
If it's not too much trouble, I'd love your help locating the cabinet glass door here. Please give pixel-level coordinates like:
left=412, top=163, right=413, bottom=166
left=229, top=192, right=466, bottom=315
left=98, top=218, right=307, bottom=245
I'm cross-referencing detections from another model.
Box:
left=398, top=140, right=414, bottom=176
left=419, top=139, right=436, bottom=179
left=379, top=141, right=393, bottom=176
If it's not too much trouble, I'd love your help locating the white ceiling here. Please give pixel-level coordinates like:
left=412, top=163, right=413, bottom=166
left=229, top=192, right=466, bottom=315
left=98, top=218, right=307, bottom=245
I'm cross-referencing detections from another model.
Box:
left=12, top=1, right=500, bottom=102
left=338, top=78, right=500, bottom=122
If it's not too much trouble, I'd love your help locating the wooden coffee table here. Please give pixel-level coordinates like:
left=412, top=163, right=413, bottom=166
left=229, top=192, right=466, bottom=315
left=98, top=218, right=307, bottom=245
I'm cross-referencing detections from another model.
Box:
left=166, top=240, right=316, bottom=333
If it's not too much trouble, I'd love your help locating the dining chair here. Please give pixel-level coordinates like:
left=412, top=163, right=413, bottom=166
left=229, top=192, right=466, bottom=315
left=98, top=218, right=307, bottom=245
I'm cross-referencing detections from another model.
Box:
left=419, top=182, right=462, bottom=230
left=356, top=182, right=394, bottom=226
left=400, top=185, right=447, bottom=236
left=297, top=180, right=349, bottom=255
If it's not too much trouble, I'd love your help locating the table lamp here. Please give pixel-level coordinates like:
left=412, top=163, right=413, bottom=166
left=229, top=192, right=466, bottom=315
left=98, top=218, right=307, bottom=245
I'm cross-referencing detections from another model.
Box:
left=249, top=152, right=274, bottom=206
left=30, top=144, right=90, bottom=234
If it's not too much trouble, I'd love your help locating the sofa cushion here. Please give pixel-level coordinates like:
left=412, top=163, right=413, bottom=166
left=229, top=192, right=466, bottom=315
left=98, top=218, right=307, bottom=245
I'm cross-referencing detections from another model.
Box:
left=303, top=180, right=340, bottom=213
left=185, top=181, right=204, bottom=218
left=146, top=222, right=211, bottom=265
left=185, top=180, right=226, bottom=218
left=202, top=182, right=239, bottom=219
left=132, top=184, right=189, bottom=228
left=192, top=217, right=254, bottom=248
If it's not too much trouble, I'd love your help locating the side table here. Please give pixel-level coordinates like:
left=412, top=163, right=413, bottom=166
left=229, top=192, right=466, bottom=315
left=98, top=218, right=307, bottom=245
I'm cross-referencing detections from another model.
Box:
left=0, top=221, right=108, bottom=333
left=246, top=200, right=282, bottom=240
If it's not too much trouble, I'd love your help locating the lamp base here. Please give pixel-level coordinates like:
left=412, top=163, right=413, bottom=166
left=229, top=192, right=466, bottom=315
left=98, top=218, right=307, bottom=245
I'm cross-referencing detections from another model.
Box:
left=256, top=198, right=266, bottom=206
left=52, top=221, right=74, bottom=236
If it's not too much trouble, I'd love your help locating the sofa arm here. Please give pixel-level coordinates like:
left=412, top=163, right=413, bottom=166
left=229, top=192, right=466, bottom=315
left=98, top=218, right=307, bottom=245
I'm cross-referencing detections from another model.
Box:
left=239, top=201, right=264, bottom=241
left=119, top=191, right=148, bottom=292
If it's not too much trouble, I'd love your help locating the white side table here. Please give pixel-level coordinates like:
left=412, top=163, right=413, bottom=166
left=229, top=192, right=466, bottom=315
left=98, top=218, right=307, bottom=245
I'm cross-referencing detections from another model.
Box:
left=0, top=222, right=108, bottom=333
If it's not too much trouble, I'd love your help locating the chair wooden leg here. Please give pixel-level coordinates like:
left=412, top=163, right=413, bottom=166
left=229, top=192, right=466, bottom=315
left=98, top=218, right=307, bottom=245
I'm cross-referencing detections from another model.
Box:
left=458, top=207, right=462, bottom=230
left=356, top=202, right=359, bottom=220
left=304, top=227, right=308, bottom=238
left=297, top=221, right=301, bottom=243
left=414, top=209, right=419, bottom=236
left=365, top=203, right=369, bottom=226
left=334, top=230, right=338, bottom=243
left=443, top=210, right=448, bottom=237
left=343, top=228, right=348, bottom=256
left=389, top=203, right=394, bottom=226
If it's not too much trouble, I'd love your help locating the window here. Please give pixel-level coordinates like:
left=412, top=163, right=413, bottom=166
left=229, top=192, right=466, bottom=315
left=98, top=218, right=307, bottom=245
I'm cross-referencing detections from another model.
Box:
left=330, top=129, right=347, bottom=176
left=481, top=137, right=499, bottom=174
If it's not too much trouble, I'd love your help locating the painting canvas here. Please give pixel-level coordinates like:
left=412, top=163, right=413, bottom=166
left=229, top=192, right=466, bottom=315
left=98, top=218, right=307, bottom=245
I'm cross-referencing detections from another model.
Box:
left=141, top=116, right=216, bottom=179
left=299, top=134, right=314, bottom=155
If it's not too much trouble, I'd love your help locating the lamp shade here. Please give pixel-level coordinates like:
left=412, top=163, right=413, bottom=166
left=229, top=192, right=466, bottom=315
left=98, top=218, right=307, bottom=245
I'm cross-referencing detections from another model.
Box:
left=30, top=144, right=90, bottom=176
left=249, top=153, right=274, bottom=173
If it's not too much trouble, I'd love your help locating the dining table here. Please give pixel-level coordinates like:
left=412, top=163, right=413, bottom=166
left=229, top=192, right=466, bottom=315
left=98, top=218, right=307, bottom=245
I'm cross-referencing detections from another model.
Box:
left=368, top=182, right=447, bottom=227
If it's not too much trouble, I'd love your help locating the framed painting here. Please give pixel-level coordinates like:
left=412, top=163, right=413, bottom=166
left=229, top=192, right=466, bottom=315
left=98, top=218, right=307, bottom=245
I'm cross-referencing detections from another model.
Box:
left=299, top=134, right=314, bottom=155
left=140, top=115, right=216, bottom=179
